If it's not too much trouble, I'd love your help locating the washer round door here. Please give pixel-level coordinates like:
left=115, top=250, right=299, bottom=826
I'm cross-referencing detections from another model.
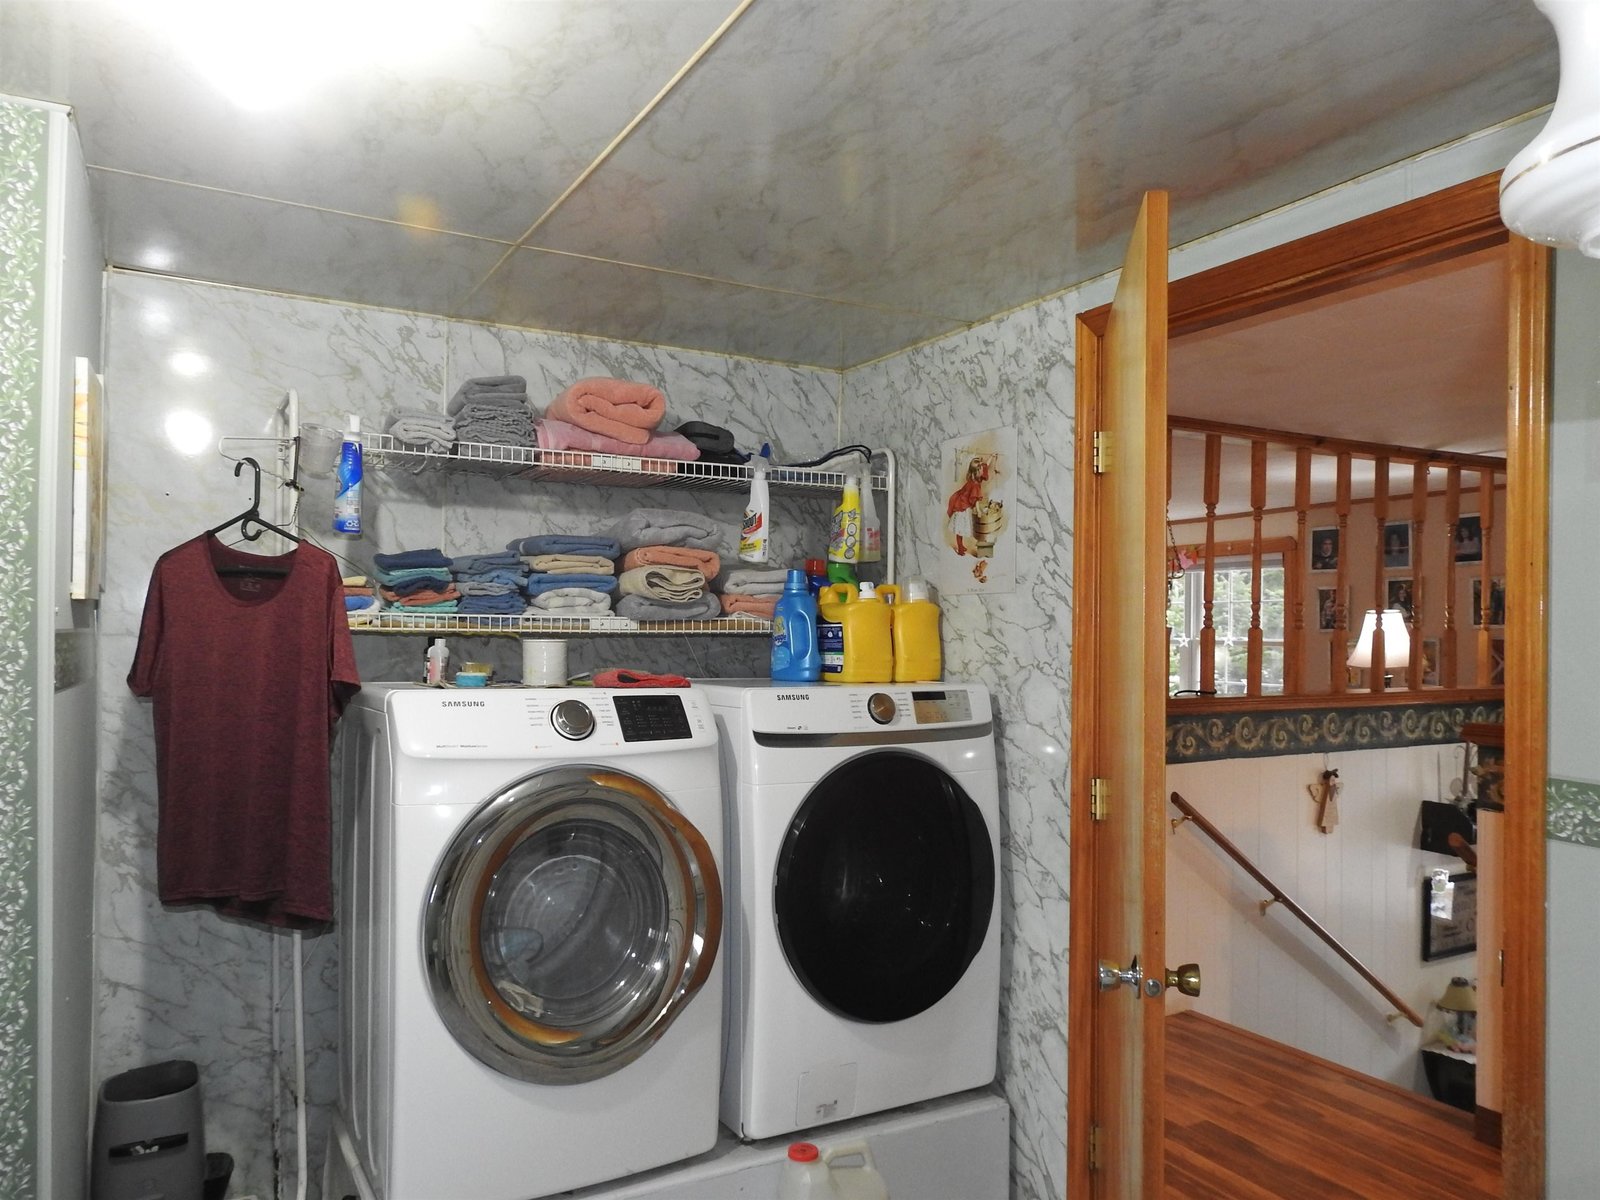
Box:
left=774, top=749, right=995, bottom=1023
left=424, top=765, right=721, bottom=1084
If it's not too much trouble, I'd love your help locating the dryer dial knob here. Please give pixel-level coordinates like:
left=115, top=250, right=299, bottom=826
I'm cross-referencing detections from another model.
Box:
left=868, top=692, right=897, bottom=724
left=550, top=699, right=596, bottom=741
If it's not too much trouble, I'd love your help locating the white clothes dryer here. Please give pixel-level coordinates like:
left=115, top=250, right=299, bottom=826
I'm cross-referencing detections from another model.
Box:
left=696, top=681, right=1000, bottom=1141
left=335, top=684, right=724, bottom=1200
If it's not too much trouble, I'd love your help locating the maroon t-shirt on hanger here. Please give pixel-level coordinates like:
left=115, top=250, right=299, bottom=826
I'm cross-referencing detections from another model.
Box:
left=129, top=533, right=360, bottom=928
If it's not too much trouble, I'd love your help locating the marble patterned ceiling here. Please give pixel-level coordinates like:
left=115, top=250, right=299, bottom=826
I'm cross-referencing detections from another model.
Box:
left=0, top=0, right=1559, bottom=369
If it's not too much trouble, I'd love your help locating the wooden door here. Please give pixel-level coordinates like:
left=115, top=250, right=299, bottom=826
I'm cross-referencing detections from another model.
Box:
left=1068, top=190, right=1170, bottom=1197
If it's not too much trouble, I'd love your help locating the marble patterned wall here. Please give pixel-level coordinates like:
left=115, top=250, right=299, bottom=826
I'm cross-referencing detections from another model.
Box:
left=843, top=299, right=1077, bottom=1200
left=0, top=97, right=46, bottom=1198
left=96, top=273, right=839, bottom=1197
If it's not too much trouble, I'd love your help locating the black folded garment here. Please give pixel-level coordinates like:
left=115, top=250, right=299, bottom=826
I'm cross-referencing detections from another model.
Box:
left=674, top=420, right=750, bottom=464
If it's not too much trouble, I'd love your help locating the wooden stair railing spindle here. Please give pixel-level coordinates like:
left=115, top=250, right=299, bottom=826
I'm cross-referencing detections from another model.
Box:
left=1201, top=433, right=1221, bottom=695
left=1331, top=453, right=1352, bottom=694
left=1444, top=466, right=1461, bottom=688
left=1288, top=447, right=1311, bottom=694
left=1478, top=469, right=1497, bottom=684
left=1409, top=460, right=1428, bottom=690
left=1248, top=439, right=1267, bottom=695
left=1371, top=455, right=1390, bottom=693
left=1169, top=791, right=1425, bottom=1028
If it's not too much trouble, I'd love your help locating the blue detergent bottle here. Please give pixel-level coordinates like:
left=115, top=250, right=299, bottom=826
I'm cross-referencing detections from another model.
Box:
left=771, top=568, right=821, bottom=682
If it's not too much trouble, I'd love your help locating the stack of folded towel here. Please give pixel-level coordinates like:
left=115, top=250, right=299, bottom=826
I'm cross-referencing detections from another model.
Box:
left=450, top=551, right=529, bottom=617
left=719, top=567, right=789, bottom=619
left=374, top=548, right=461, bottom=612
left=343, top=574, right=381, bottom=616
left=450, top=375, right=534, bottom=448
left=508, top=533, right=622, bottom=615
left=603, top=507, right=729, bottom=622
left=535, top=417, right=701, bottom=470
left=385, top=408, right=456, bottom=455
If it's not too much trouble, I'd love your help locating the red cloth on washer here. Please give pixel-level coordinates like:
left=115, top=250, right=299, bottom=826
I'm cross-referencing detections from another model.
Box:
left=592, top=668, right=690, bottom=688
left=128, top=534, right=360, bottom=928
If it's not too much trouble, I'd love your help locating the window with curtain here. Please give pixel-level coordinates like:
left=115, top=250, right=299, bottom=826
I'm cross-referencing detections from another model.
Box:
left=1168, top=553, right=1286, bottom=696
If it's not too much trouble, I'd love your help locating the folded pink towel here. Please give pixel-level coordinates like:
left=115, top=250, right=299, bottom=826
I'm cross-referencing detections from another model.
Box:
left=720, top=593, right=778, bottom=618
left=546, top=378, right=668, bottom=445
left=536, top=418, right=699, bottom=462
left=621, top=545, right=722, bottom=578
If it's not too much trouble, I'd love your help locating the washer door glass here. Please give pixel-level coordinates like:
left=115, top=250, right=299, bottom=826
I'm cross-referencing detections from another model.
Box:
left=774, top=750, right=994, bottom=1023
left=425, top=766, right=720, bottom=1083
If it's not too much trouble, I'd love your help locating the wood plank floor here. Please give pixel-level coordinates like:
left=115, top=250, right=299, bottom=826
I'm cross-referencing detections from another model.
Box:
left=1166, top=1011, right=1501, bottom=1200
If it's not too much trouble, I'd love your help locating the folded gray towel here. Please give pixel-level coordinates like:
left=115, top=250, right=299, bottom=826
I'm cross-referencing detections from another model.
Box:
left=448, top=375, right=527, bottom=414
left=721, top=568, right=790, bottom=595
left=618, top=565, right=706, bottom=602
left=604, top=507, right=728, bottom=553
left=617, top=593, right=722, bottom=622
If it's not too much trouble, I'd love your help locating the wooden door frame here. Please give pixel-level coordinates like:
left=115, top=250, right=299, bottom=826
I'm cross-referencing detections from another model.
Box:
left=1068, top=173, right=1548, bottom=1197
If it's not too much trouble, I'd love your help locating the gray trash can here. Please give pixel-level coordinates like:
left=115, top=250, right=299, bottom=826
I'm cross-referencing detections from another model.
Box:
left=90, top=1060, right=205, bottom=1200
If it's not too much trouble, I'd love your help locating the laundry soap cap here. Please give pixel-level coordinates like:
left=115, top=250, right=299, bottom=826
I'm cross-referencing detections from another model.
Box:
left=906, top=577, right=931, bottom=603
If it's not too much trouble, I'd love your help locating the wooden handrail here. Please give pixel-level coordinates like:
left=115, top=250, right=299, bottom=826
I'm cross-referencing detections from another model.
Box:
left=1169, top=791, right=1425, bottom=1027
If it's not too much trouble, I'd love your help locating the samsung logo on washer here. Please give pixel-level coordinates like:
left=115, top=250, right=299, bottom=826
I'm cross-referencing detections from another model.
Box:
left=774, top=693, right=811, bottom=701
left=442, top=699, right=485, bottom=707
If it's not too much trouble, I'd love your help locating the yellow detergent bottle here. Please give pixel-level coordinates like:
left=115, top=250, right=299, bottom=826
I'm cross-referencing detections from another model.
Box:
left=889, top=577, right=942, bottom=682
left=817, top=582, right=893, bottom=683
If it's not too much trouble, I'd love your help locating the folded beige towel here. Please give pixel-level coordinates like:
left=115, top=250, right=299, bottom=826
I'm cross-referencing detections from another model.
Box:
left=618, top=565, right=706, bottom=602
left=522, top=554, right=617, bottom=575
left=527, top=587, right=613, bottom=615
left=722, top=567, right=789, bottom=596
left=621, top=545, right=722, bottom=578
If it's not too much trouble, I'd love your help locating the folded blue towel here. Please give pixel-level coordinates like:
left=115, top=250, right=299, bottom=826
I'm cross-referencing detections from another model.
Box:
left=455, top=568, right=528, bottom=590
left=380, top=574, right=454, bottom=596
left=450, top=552, right=525, bottom=574
left=525, top=573, right=620, bottom=597
left=373, top=548, right=452, bottom=571
left=345, top=595, right=381, bottom=612
left=508, top=534, right=623, bottom=558
left=458, top=593, right=527, bottom=615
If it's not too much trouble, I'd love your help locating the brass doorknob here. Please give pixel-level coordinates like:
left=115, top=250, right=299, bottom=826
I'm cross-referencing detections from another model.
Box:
left=1165, top=963, right=1202, bottom=997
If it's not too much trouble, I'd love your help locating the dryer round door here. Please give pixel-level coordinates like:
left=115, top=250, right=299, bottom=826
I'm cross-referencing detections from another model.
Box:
left=774, top=749, right=995, bottom=1023
left=424, top=765, right=721, bottom=1084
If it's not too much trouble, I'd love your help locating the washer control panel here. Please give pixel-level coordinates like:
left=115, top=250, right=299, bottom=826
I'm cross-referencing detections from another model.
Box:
left=867, top=692, right=897, bottom=724
left=614, top=694, right=693, bottom=742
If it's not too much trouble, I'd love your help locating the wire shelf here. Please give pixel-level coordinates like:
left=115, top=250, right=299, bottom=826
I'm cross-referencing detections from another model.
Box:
left=348, top=611, right=772, bottom=637
left=364, top=433, right=887, bottom=494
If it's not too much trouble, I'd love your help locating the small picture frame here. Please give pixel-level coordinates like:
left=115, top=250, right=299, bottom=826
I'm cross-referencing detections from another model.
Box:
left=1454, top=514, right=1484, bottom=564
left=1490, top=637, right=1506, bottom=686
left=1421, top=872, right=1477, bottom=961
left=1383, top=521, right=1411, bottom=569
left=1311, top=527, right=1339, bottom=572
left=1472, top=576, right=1506, bottom=627
left=1387, top=577, right=1415, bottom=623
left=1422, top=637, right=1440, bottom=686
left=1315, top=587, right=1345, bottom=631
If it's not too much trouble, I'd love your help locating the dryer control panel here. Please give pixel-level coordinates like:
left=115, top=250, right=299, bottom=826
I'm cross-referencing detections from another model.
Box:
left=727, top=682, right=991, bottom=735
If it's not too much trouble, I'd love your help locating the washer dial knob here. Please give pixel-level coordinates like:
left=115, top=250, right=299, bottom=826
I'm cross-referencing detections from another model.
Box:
left=550, top=699, right=596, bottom=741
left=868, top=692, right=897, bottom=725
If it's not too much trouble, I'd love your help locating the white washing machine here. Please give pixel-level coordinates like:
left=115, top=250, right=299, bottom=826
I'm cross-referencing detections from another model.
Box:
left=696, top=680, right=1000, bottom=1141
left=334, top=684, right=724, bottom=1200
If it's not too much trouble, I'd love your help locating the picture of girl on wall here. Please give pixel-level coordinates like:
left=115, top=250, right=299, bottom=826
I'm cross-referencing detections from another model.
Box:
left=938, top=426, right=1016, bottom=595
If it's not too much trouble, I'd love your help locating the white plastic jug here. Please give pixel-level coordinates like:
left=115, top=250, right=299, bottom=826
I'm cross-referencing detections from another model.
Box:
left=778, top=1139, right=889, bottom=1200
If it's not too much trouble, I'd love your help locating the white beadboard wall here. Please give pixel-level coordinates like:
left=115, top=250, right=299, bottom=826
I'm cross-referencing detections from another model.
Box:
left=1166, top=745, right=1473, bottom=1092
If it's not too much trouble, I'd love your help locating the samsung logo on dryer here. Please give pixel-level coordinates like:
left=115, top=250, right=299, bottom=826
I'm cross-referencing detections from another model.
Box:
left=442, top=699, right=485, bottom=707
left=774, top=693, right=812, bottom=701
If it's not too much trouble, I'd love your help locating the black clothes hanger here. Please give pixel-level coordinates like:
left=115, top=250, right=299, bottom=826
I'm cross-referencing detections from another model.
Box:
left=208, top=457, right=301, bottom=576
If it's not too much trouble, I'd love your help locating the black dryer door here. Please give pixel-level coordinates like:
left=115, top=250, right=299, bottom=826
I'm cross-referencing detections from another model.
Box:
left=774, top=749, right=994, bottom=1023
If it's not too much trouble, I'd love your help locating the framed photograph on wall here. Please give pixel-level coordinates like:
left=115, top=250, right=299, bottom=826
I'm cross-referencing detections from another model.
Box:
left=1421, top=872, right=1477, bottom=961
left=1454, top=514, right=1484, bottom=564
left=1422, top=637, right=1440, bottom=686
left=1387, top=577, right=1415, bottom=622
left=1310, top=527, right=1339, bottom=571
left=1383, top=521, right=1411, bottom=569
left=1315, top=587, right=1345, bottom=631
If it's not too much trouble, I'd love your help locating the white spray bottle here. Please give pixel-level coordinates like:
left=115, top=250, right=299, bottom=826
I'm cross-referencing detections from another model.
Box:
left=739, top=444, right=772, bottom=563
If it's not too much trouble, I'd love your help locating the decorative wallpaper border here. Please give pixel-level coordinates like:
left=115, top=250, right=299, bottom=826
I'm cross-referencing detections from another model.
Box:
left=0, top=98, right=45, bottom=1194
left=1547, top=777, right=1600, bottom=848
left=1167, top=701, right=1506, bottom=764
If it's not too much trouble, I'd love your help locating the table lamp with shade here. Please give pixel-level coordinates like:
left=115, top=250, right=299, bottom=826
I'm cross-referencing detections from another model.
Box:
left=1347, top=608, right=1411, bottom=684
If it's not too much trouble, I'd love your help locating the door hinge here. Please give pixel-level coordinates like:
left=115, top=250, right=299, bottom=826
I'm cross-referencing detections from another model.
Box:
left=1092, top=430, right=1110, bottom=474
left=1090, top=777, right=1109, bottom=822
left=1088, top=1121, right=1102, bottom=1171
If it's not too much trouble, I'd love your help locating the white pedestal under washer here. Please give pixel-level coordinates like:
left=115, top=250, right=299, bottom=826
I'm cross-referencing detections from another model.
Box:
left=695, top=681, right=1000, bottom=1140
left=334, top=684, right=724, bottom=1200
